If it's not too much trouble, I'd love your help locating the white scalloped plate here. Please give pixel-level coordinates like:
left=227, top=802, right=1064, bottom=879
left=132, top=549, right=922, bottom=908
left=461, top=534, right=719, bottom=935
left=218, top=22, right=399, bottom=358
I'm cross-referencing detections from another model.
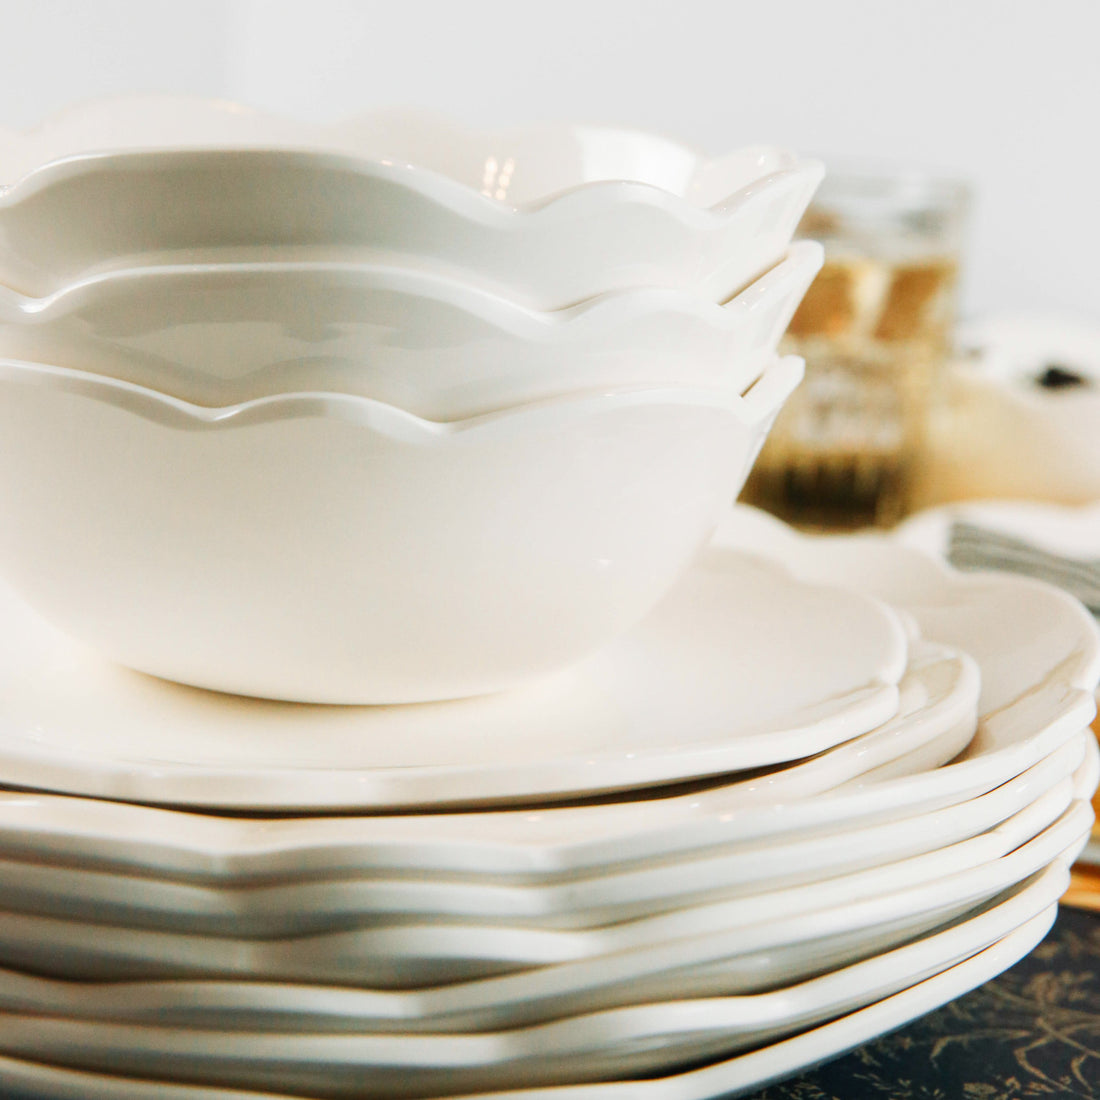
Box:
left=0, top=831, right=1077, bottom=1100
left=0, top=758, right=1084, bottom=1030
left=0, top=643, right=981, bottom=935
left=0, top=795, right=1086, bottom=999
left=0, top=548, right=907, bottom=810
left=0, top=524, right=1093, bottom=884
left=0, top=907, right=1058, bottom=1100
left=896, top=499, right=1100, bottom=868
left=0, top=862, right=1068, bottom=1100
left=0, top=906, right=1056, bottom=1100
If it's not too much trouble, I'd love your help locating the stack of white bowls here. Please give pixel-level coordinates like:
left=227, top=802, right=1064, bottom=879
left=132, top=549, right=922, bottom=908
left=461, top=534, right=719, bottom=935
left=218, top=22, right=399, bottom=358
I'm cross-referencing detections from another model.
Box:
left=0, top=95, right=824, bottom=705
left=0, top=98, right=1092, bottom=1100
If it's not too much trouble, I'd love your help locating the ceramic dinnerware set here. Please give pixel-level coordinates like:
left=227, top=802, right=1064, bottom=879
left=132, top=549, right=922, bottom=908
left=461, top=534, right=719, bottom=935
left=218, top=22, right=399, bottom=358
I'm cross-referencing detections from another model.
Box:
left=0, top=98, right=1093, bottom=1099
left=0, top=96, right=824, bottom=705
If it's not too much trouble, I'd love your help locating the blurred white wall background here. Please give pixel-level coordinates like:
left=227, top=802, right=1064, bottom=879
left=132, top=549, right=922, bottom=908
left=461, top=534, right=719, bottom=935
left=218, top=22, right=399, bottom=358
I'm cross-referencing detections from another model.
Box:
left=0, top=0, right=1096, bottom=322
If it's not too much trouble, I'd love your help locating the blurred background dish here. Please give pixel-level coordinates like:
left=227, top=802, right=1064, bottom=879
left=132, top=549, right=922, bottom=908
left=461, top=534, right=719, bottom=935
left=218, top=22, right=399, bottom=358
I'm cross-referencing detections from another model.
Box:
left=911, top=315, right=1100, bottom=508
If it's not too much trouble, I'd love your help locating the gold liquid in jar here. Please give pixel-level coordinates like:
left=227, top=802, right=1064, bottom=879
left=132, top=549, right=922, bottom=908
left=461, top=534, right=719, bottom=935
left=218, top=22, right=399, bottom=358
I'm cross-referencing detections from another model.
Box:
left=741, top=172, right=969, bottom=530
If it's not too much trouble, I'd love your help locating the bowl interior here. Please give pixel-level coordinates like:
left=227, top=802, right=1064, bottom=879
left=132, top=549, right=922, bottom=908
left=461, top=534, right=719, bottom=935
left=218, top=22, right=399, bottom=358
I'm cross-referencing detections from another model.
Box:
left=1, top=96, right=803, bottom=209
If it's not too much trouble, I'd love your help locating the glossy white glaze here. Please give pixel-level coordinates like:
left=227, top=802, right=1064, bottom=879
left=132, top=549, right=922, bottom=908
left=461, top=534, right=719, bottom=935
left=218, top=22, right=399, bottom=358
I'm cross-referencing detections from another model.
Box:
left=0, top=832, right=1077, bottom=1095
left=0, top=243, right=822, bottom=414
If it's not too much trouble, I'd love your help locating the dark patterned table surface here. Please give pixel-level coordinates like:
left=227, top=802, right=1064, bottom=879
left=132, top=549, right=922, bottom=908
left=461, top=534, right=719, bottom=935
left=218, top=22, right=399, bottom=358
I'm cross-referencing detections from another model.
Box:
left=742, top=905, right=1100, bottom=1100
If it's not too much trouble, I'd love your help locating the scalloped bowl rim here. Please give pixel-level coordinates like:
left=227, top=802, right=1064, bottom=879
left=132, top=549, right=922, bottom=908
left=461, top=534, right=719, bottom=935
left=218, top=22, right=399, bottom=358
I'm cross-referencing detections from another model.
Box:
left=0, top=241, right=825, bottom=332
left=0, top=355, right=805, bottom=440
left=0, top=97, right=825, bottom=226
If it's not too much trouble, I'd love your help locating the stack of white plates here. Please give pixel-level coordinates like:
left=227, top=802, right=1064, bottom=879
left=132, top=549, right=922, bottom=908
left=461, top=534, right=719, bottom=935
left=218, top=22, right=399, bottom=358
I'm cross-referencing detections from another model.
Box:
left=0, top=505, right=1093, bottom=1098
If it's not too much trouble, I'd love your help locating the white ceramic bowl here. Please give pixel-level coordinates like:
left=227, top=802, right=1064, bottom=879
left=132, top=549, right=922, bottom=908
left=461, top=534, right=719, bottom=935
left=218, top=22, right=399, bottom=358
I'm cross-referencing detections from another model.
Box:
left=0, top=243, right=821, bottom=417
left=0, top=355, right=803, bottom=704
left=0, top=97, right=823, bottom=308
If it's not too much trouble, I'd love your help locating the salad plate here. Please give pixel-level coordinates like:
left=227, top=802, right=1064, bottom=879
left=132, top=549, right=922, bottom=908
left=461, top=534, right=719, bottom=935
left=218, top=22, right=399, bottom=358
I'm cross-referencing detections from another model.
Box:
left=0, top=729, right=1079, bottom=941
left=0, top=798, right=1086, bottom=993
left=716, top=506, right=1100, bottom=720
left=0, top=867, right=1067, bottom=1099
left=0, top=906, right=1055, bottom=1100
left=0, top=534, right=1092, bottom=879
left=0, top=547, right=906, bottom=808
left=0, top=642, right=981, bottom=934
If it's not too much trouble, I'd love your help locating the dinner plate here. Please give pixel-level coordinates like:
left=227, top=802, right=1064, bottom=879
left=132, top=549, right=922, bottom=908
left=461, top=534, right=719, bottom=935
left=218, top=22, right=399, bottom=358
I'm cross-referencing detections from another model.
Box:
left=0, top=866, right=1065, bottom=1100
left=0, top=798, right=1085, bottom=997
left=442, top=908, right=1060, bottom=1100
left=896, top=500, right=1100, bottom=869
left=0, top=534, right=1092, bottom=885
left=0, top=550, right=907, bottom=810
left=0, top=905, right=1055, bottom=1100
left=0, top=765, right=1084, bottom=1033
left=0, top=725, right=1079, bottom=945
left=0, top=644, right=983, bottom=935
left=720, top=506, right=1100, bottom=882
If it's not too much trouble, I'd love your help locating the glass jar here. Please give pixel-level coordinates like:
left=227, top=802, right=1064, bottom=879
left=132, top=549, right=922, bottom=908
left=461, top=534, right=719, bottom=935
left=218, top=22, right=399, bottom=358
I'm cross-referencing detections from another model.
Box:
left=741, top=169, right=970, bottom=529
